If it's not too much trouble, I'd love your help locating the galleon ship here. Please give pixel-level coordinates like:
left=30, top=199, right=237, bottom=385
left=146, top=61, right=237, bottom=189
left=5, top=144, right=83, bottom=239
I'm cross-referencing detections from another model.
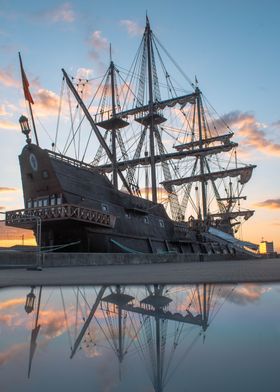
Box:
left=6, top=17, right=257, bottom=257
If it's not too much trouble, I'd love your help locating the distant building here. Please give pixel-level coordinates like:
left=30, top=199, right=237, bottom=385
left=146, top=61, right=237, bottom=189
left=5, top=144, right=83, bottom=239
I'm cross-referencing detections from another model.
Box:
left=259, top=241, right=275, bottom=256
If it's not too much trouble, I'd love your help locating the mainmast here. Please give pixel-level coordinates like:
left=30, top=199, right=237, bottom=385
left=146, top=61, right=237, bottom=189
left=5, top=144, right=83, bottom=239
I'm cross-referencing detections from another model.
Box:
left=146, top=16, right=157, bottom=203
left=110, top=58, right=118, bottom=188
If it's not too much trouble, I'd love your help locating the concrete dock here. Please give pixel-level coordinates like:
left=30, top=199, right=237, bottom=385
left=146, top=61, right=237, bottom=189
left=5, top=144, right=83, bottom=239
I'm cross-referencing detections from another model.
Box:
left=0, top=258, right=280, bottom=287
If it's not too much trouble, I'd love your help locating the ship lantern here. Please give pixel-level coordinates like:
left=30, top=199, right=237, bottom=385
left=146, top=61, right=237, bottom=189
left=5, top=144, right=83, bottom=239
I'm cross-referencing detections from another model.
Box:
left=25, top=287, right=36, bottom=314
left=19, top=115, right=31, bottom=144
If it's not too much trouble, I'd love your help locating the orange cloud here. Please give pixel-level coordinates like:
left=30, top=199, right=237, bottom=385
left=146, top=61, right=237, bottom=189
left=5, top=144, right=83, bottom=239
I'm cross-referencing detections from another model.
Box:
left=139, top=187, right=171, bottom=203
left=33, top=88, right=60, bottom=116
left=0, top=119, right=18, bottom=131
left=0, top=187, right=17, bottom=193
left=221, top=111, right=280, bottom=156
left=255, top=198, right=280, bottom=209
left=120, top=20, right=144, bottom=36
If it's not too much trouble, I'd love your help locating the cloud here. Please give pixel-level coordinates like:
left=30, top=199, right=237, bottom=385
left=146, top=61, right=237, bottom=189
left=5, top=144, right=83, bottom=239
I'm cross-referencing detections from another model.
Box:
left=120, top=19, right=143, bottom=36
left=89, top=31, right=109, bottom=50
left=0, top=66, right=20, bottom=88
left=0, top=103, right=18, bottom=117
left=255, top=198, right=280, bottom=209
left=33, top=88, right=60, bottom=116
left=39, top=3, right=75, bottom=23
left=88, top=31, right=109, bottom=72
left=73, top=68, right=94, bottom=100
left=139, top=186, right=171, bottom=203
left=0, top=105, right=8, bottom=116
left=0, top=120, right=18, bottom=131
left=0, top=187, right=17, bottom=193
left=221, top=111, right=280, bottom=156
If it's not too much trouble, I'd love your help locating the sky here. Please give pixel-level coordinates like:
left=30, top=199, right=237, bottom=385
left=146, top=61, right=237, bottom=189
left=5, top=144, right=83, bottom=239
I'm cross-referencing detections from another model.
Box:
left=0, top=0, right=279, bottom=249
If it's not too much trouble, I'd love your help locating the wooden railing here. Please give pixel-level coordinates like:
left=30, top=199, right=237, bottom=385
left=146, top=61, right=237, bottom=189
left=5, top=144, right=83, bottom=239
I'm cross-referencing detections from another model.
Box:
left=5, top=204, right=116, bottom=228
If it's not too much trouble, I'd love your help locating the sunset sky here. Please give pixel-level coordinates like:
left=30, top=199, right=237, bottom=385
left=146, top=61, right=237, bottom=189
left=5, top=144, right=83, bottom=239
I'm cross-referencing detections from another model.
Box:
left=0, top=0, right=279, bottom=249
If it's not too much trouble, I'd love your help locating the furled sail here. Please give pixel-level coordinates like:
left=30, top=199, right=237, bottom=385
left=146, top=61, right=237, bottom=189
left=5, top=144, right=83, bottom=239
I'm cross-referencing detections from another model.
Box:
left=209, top=210, right=254, bottom=220
left=161, top=165, right=256, bottom=188
left=175, top=133, right=234, bottom=150
left=116, top=93, right=196, bottom=119
left=96, top=142, right=238, bottom=173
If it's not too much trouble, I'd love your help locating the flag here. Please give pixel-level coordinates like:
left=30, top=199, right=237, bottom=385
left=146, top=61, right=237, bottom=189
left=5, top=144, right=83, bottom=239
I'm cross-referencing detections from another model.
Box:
left=19, top=52, right=34, bottom=105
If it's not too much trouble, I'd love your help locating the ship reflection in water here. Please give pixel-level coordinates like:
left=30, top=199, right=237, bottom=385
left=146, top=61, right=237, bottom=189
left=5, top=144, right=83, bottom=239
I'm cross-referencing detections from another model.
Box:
left=0, top=283, right=279, bottom=391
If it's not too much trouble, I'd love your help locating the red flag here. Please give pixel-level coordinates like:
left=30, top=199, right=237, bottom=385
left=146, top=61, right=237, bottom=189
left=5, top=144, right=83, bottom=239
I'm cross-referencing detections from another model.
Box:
left=19, top=52, right=34, bottom=105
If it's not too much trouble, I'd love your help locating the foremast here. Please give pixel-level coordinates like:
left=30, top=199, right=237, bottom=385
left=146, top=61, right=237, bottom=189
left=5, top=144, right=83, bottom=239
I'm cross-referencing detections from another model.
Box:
left=61, top=68, right=133, bottom=194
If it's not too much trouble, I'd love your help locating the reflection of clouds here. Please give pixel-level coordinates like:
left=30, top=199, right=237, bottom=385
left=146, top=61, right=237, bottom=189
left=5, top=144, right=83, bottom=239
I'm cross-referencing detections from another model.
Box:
left=0, top=298, right=26, bottom=327
left=0, top=298, right=25, bottom=310
left=0, top=343, right=28, bottom=366
left=95, top=356, right=118, bottom=392
left=39, top=310, right=69, bottom=339
left=223, top=284, right=269, bottom=305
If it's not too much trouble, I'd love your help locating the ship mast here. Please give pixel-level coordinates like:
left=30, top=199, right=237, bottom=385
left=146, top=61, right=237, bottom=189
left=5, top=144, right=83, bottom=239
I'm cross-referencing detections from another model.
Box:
left=62, top=69, right=132, bottom=194
left=110, top=56, right=118, bottom=188
left=146, top=16, right=157, bottom=203
left=196, top=86, right=207, bottom=221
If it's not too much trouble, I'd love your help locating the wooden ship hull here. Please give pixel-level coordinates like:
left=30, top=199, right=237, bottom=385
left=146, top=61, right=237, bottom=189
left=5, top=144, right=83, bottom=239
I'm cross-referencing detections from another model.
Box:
left=4, top=143, right=255, bottom=258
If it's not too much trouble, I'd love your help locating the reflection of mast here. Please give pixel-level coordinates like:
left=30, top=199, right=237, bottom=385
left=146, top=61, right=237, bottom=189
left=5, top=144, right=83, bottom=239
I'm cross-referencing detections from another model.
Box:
left=100, top=285, right=135, bottom=365
left=27, top=286, right=42, bottom=379
left=70, top=286, right=106, bottom=358
left=68, top=283, right=234, bottom=392
left=142, top=285, right=170, bottom=392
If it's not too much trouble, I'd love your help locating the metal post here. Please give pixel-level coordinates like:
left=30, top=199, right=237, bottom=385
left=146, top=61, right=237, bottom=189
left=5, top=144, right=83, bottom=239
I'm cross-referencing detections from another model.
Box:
left=35, top=216, right=42, bottom=270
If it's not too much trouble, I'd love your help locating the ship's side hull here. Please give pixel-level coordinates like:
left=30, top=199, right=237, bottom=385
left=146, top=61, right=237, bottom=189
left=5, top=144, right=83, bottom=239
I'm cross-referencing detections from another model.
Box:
left=14, top=143, right=254, bottom=259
